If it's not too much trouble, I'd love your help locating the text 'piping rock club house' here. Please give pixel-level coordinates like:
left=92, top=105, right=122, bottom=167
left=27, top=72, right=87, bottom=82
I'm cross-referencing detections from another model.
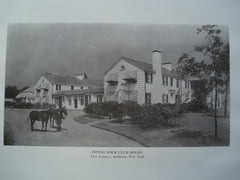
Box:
left=104, top=50, right=193, bottom=104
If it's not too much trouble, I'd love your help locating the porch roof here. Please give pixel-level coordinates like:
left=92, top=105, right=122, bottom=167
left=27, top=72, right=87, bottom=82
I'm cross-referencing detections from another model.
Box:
left=52, top=87, right=104, bottom=96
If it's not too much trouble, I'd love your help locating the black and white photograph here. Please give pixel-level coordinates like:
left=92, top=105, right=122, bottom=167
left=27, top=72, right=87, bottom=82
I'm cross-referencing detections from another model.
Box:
left=4, top=23, right=230, bottom=147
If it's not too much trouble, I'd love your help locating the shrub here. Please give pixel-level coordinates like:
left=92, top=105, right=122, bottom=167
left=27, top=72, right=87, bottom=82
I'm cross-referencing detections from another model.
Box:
left=4, top=101, right=52, bottom=109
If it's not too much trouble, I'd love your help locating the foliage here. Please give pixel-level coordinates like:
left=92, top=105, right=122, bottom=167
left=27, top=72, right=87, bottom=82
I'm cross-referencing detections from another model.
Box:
left=84, top=101, right=209, bottom=129
left=4, top=101, right=52, bottom=109
left=177, top=25, right=229, bottom=137
left=5, top=86, right=20, bottom=99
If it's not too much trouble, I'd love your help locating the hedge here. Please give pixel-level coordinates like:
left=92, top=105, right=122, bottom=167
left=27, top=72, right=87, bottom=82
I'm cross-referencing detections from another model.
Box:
left=84, top=101, right=210, bottom=129
left=5, top=101, right=52, bottom=109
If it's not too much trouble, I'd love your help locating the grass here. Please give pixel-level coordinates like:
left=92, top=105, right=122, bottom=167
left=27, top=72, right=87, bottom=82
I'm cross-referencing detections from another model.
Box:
left=90, top=112, right=230, bottom=147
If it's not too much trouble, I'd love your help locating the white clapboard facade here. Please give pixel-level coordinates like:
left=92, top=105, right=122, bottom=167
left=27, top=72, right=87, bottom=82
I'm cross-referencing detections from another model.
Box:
left=104, top=50, right=192, bottom=104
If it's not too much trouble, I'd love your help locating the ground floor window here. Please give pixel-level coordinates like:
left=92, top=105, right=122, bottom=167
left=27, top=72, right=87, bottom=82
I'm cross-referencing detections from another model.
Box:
left=162, top=94, right=168, bottom=103
left=175, top=95, right=180, bottom=103
left=68, top=98, right=72, bottom=106
left=80, top=96, right=84, bottom=106
left=97, top=95, right=103, bottom=103
left=145, top=93, right=151, bottom=104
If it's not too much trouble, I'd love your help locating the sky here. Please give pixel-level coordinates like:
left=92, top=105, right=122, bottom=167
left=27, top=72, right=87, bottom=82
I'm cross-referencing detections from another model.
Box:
left=5, top=23, right=229, bottom=89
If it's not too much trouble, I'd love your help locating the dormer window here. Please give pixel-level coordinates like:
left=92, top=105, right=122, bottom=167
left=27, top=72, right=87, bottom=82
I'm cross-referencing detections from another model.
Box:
left=120, top=65, right=125, bottom=71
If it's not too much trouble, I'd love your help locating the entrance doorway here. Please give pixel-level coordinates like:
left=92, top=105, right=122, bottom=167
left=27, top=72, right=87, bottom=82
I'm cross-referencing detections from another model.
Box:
left=74, top=98, right=78, bottom=109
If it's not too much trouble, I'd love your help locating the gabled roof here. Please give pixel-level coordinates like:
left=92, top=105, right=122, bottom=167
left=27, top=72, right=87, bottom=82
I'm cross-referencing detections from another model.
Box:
left=104, top=57, right=181, bottom=78
left=122, top=57, right=155, bottom=73
left=52, top=87, right=104, bottom=96
left=43, top=73, right=82, bottom=86
left=42, top=73, right=102, bottom=87
left=21, top=87, right=35, bottom=93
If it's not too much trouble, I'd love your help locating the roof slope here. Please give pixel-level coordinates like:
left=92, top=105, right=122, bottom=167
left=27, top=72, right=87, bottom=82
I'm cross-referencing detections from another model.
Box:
left=43, top=73, right=102, bottom=87
left=52, top=87, right=104, bottom=96
left=121, top=57, right=154, bottom=73
left=106, top=57, right=181, bottom=78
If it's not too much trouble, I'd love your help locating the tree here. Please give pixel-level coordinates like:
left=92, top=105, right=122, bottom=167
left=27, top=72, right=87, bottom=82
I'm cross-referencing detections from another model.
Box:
left=218, top=44, right=229, bottom=117
left=195, top=25, right=229, bottom=137
left=177, top=53, right=209, bottom=105
left=177, top=25, right=229, bottom=137
left=5, top=86, right=20, bottom=99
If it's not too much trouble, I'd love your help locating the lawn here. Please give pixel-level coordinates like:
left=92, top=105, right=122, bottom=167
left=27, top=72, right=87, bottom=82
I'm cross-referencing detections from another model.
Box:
left=91, top=113, right=230, bottom=147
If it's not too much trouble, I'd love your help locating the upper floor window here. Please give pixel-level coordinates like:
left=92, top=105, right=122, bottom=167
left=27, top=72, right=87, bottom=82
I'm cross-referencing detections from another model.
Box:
left=56, top=84, right=61, bottom=91
left=71, top=85, right=74, bottom=90
left=176, top=79, right=179, bottom=87
left=81, top=86, right=84, bottom=89
left=145, top=73, right=153, bottom=84
left=170, top=77, right=173, bottom=87
left=162, top=76, right=168, bottom=86
left=120, top=65, right=125, bottom=71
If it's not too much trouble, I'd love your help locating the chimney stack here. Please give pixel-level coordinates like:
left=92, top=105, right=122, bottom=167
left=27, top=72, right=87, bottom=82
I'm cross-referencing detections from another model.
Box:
left=152, top=50, right=163, bottom=104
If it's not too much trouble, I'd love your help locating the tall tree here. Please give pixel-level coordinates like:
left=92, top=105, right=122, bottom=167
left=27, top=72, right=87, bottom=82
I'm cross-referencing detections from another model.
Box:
left=195, top=25, right=229, bottom=137
left=177, top=25, right=229, bottom=137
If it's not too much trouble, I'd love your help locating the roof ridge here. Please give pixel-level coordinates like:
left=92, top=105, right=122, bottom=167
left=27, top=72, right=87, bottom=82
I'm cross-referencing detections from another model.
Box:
left=43, top=73, right=78, bottom=79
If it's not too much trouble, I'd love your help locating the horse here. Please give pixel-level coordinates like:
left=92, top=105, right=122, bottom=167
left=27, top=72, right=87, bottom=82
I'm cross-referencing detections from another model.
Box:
left=50, top=107, right=67, bottom=130
left=28, top=109, right=51, bottom=131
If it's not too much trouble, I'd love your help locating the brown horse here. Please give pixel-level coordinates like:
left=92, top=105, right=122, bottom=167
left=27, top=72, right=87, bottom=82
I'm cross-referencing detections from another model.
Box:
left=29, top=110, right=51, bottom=131
left=49, top=107, right=67, bottom=130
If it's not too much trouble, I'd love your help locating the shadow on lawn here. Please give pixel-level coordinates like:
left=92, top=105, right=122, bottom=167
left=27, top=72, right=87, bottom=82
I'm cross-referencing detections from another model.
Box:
left=171, top=129, right=229, bottom=146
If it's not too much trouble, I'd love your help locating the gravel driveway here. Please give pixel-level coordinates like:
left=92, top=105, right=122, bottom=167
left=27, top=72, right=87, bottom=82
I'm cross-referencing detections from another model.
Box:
left=4, top=108, right=143, bottom=147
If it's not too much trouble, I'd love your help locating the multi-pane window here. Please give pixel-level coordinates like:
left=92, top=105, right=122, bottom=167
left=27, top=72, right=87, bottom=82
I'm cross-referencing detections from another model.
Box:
left=176, top=79, right=179, bottom=87
left=162, top=94, right=168, bottom=103
left=175, top=95, right=180, bottom=104
left=145, top=73, right=153, bottom=84
left=145, top=93, right=151, bottom=104
left=120, top=65, right=125, bottom=71
left=80, top=96, right=84, bottom=106
left=162, top=76, right=168, bottom=86
left=56, top=84, right=61, bottom=91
